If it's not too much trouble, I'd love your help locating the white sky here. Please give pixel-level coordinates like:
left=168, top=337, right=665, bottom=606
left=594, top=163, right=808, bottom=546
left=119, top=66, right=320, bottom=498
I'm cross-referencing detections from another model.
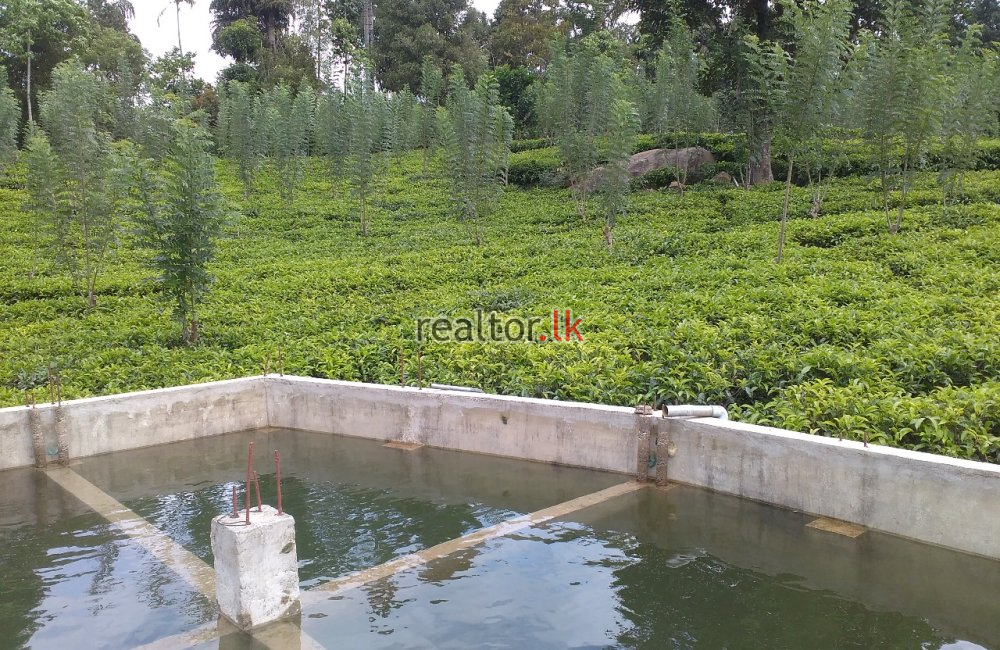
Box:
left=130, top=0, right=503, bottom=82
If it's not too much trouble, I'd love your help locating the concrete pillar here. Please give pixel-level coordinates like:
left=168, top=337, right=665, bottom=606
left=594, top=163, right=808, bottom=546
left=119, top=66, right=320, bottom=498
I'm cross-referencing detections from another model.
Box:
left=211, top=504, right=300, bottom=630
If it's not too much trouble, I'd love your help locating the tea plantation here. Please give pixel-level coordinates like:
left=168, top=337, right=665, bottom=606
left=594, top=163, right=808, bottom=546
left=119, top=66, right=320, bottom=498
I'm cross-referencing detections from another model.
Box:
left=2, top=154, right=998, bottom=461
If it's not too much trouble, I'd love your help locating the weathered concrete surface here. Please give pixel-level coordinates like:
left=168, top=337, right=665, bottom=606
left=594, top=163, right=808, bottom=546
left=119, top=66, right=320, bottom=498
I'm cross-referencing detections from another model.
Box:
left=265, top=376, right=640, bottom=474
left=212, top=505, right=300, bottom=630
left=661, top=417, right=1000, bottom=560
left=0, top=378, right=268, bottom=471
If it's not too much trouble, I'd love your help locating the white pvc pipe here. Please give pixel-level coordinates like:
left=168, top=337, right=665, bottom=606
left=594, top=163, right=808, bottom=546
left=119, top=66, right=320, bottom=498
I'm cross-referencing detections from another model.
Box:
left=428, top=383, right=485, bottom=394
left=662, top=405, right=729, bottom=420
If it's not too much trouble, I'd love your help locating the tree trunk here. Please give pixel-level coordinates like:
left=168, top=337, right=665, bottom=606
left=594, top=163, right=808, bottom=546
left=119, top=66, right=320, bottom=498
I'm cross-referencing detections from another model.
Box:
left=175, top=3, right=183, bottom=53
left=25, top=31, right=33, bottom=124
left=749, top=136, right=774, bottom=185
left=752, top=0, right=771, bottom=40
left=363, top=0, right=374, bottom=51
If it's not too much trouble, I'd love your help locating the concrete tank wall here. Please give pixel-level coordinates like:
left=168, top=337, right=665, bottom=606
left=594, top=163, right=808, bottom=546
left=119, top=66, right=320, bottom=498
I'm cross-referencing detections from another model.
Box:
left=265, top=376, right=640, bottom=474
left=1, top=374, right=998, bottom=559
left=0, top=377, right=268, bottom=471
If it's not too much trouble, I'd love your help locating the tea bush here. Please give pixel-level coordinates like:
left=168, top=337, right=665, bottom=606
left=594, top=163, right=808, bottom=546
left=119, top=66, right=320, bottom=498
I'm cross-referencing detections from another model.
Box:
left=2, top=152, right=999, bottom=462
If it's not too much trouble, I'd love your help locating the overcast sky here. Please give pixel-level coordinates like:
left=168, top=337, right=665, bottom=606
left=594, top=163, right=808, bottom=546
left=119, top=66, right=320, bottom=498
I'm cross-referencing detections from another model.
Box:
left=130, top=0, right=503, bottom=82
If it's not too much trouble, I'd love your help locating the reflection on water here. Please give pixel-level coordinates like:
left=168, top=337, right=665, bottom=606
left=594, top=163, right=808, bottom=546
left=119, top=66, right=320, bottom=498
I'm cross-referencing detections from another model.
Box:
left=74, top=429, right=625, bottom=587
left=5, top=429, right=1000, bottom=649
left=0, top=469, right=214, bottom=650
left=299, top=487, right=1000, bottom=649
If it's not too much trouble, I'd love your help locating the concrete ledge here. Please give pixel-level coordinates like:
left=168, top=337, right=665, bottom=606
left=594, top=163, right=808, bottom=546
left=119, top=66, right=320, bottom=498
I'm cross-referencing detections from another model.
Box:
left=664, top=417, right=1000, bottom=559
left=265, top=376, right=639, bottom=474
left=2, top=374, right=999, bottom=559
left=0, top=377, right=268, bottom=471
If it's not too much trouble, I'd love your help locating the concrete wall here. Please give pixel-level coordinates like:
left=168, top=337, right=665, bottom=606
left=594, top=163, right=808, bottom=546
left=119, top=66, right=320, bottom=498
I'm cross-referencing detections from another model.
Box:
left=0, top=378, right=268, bottom=471
left=265, top=376, right=640, bottom=474
left=265, top=376, right=1000, bottom=559
left=662, top=417, right=1000, bottom=560
left=2, top=374, right=999, bottom=559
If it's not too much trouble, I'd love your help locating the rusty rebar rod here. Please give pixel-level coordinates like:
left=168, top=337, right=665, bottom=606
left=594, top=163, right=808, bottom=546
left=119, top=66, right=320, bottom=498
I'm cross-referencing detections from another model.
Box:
left=274, top=450, right=283, bottom=515
left=245, top=442, right=254, bottom=525
left=417, top=349, right=423, bottom=389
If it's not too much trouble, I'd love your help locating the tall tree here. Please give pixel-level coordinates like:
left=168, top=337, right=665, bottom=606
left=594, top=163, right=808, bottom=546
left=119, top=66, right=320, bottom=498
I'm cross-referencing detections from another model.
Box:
left=0, top=76, right=20, bottom=170
left=372, top=0, right=488, bottom=92
left=538, top=35, right=624, bottom=219
left=296, top=0, right=332, bottom=81
left=488, top=0, right=563, bottom=68
left=437, top=72, right=513, bottom=246
left=134, top=120, right=228, bottom=344
left=648, top=18, right=717, bottom=196
left=854, top=0, right=952, bottom=234
left=86, top=0, right=136, bottom=32
left=416, top=56, right=444, bottom=173
left=210, top=0, right=296, bottom=52
left=769, top=0, right=853, bottom=262
left=0, top=0, right=89, bottom=125
left=323, top=66, right=388, bottom=235
left=938, top=26, right=999, bottom=205
left=260, top=81, right=316, bottom=204
left=598, top=98, right=638, bottom=248
left=28, top=63, right=126, bottom=308
left=159, top=0, right=196, bottom=55
left=218, top=81, right=262, bottom=197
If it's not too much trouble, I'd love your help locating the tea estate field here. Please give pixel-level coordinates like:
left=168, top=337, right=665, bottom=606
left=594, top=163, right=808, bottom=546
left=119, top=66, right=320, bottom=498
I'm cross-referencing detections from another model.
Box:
left=2, top=154, right=999, bottom=462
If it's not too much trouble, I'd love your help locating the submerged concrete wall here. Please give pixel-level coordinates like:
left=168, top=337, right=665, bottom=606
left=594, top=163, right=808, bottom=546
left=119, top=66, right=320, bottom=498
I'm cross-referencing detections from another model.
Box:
left=0, top=378, right=268, bottom=471
left=1, top=374, right=998, bottom=559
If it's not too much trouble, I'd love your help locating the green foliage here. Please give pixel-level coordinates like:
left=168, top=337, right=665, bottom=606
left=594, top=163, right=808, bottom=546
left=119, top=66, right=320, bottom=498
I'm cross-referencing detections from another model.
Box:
left=853, top=0, right=955, bottom=233
left=259, top=81, right=315, bottom=204
left=508, top=146, right=561, bottom=186
left=29, top=62, right=125, bottom=308
left=0, top=0, right=90, bottom=121
left=768, top=0, right=853, bottom=261
left=648, top=19, right=717, bottom=194
left=511, top=137, right=549, bottom=153
left=133, top=120, right=227, bottom=344
left=598, top=99, right=639, bottom=247
left=493, top=64, right=538, bottom=137
left=437, top=72, right=514, bottom=245
left=372, top=0, right=488, bottom=93
left=341, top=68, right=387, bottom=236
left=4, top=156, right=1000, bottom=461
left=937, top=27, right=1000, bottom=205
left=216, top=17, right=263, bottom=63
left=218, top=81, right=261, bottom=197
left=0, top=80, right=19, bottom=169
left=416, top=56, right=445, bottom=174
left=538, top=36, right=629, bottom=218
